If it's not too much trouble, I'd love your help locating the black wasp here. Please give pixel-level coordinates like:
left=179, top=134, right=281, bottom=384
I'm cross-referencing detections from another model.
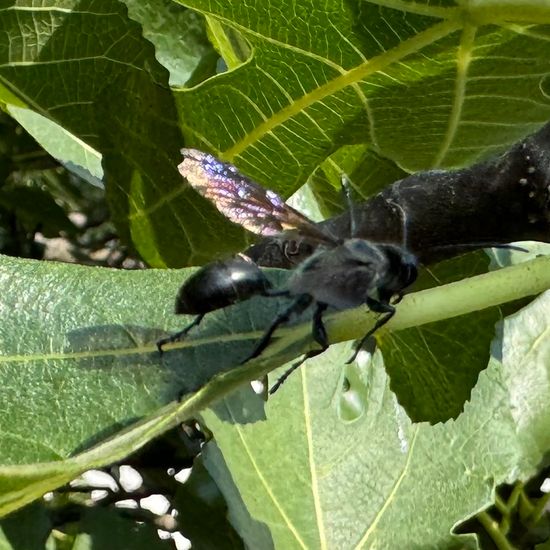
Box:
left=157, top=149, right=418, bottom=393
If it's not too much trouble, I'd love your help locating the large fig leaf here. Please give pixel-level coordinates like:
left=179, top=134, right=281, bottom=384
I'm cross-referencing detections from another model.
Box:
left=201, top=292, right=550, bottom=548
left=176, top=1, right=550, bottom=183
left=0, top=253, right=549, bottom=519
left=2, top=2, right=550, bottom=264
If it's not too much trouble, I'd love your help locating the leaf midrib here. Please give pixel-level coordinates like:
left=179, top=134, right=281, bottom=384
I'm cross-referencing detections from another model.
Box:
left=223, top=19, right=462, bottom=160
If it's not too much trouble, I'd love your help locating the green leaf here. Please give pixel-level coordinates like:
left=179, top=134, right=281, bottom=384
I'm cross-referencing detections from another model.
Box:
left=0, top=254, right=249, bottom=514
left=6, top=107, right=103, bottom=182
left=3, top=2, right=550, bottom=265
left=0, top=0, right=244, bottom=266
left=176, top=1, right=550, bottom=184
left=309, top=145, right=409, bottom=218
left=0, top=251, right=549, bottom=517
left=381, top=251, right=506, bottom=423
left=0, top=254, right=279, bottom=453
left=200, top=303, right=550, bottom=548
left=124, top=0, right=219, bottom=86
left=382, top=307, right=503, bottom=423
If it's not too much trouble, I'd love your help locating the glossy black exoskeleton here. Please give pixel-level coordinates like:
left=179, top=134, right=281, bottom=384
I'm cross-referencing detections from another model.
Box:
left=156, top=256, right=271, bottom=352
left=175, top=256, right=271, bottom=315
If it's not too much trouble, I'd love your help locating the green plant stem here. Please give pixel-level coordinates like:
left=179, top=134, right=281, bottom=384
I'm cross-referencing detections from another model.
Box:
left=205, top=16, right=246, bottom=69
left=518, top=490, right=535, bottom=522
left=495, top=494, right=511, bottom=534
left=328, top=255, right=550, bottom=344
left=208, top=255, right=550, bottom=412
left=526, top=491, right=550, bottom=526
left=495, top=494, right=509, bottom=515
left=468, top=2, right=550, bottom=25
left=507, top=482, right=524, bottom=511
left=477, top=511, right=516, bottom=550
left=497, top=483, right=525, bottom=534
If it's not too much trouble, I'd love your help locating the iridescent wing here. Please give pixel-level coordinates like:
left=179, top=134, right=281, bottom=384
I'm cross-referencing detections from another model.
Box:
left=179, top=149, right=338, bottom=245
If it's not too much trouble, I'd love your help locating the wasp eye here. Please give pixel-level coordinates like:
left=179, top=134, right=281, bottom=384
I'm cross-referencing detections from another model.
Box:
left=283, top=240, right=300, bottom=257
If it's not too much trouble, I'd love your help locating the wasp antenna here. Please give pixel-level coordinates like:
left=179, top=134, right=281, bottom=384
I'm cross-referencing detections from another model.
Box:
left=341, top=174, right=357, bottom=237
left=426, top=242, right=530, bottom=255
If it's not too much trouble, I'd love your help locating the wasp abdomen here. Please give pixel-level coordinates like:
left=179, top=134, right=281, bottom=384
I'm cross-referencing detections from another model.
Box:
left=175, top=257, right=271, bottom=315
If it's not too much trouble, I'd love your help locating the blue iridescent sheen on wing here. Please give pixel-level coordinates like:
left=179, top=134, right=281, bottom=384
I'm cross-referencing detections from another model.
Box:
left=178, top=148, right=336, bottom=244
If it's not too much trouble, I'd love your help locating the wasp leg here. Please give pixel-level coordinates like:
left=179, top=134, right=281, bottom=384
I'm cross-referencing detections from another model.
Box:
left=269, top=349, right=324, bottom=394
left=157, top=313, right=205, bottom=354
left=312, top=302, right=328, bottom=348
left=241, top=294, right=313, bottom=364
left=263, top=288, right=291, bottom=298
left=269, top=302, right=329, bottom=394
left=392, top=292, right=404, bottom=305
left=345, top=298, right=395, bottom=364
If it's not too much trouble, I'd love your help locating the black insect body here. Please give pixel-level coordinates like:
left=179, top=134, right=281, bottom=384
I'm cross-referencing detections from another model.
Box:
left=175, top=256, right=271, bottom=315
left=156, top=256, right=272, bottom=351
left=246, top=239, right=418, bottom=393
left=287, top=241, right=417, bottom=312
left=157, top=148, right=419, bottom=392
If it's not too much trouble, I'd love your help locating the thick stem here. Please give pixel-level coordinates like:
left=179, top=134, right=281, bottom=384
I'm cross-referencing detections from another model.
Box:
left=327, top=255, right=550, bottom=343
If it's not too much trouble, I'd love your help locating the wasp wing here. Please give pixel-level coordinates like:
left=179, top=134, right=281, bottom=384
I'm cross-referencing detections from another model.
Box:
left=179, top=149, right=338, bottom=245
